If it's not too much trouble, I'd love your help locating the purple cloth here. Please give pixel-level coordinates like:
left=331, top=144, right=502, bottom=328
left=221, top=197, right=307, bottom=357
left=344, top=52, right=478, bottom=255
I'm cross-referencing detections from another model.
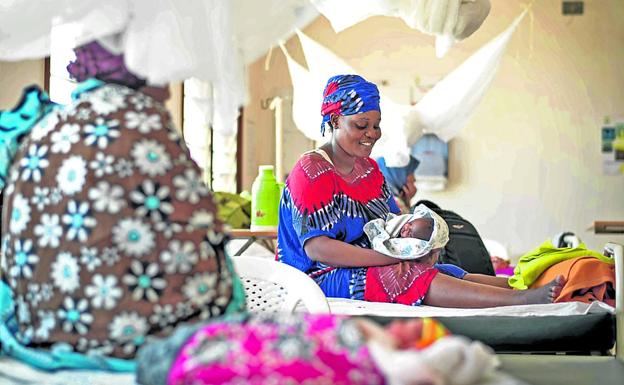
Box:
left=67, top=41, right=146, bottom=89
left=495, top=267, right=515, bottom=277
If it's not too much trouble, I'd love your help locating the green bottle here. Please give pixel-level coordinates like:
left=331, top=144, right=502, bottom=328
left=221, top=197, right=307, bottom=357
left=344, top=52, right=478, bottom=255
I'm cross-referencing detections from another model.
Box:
left=614, top=125, right=624, bottom=161
left=613, top=127, right=624, bottom=174
left=251, top=165, right=280, bottom=230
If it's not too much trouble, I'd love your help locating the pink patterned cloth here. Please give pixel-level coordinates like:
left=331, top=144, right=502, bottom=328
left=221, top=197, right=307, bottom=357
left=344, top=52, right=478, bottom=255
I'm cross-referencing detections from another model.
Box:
left=167, top=313, right=387, bottom=385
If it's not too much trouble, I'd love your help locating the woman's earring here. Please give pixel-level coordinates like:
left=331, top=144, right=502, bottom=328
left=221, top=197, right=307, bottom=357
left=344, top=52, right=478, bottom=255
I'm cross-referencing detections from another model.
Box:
left=330, top=115, right=339, bottom=130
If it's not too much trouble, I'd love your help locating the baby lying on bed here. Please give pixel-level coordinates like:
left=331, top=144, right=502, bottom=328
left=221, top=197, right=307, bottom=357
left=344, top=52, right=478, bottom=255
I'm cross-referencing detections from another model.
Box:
left=364, top=205, right=565, bottom=306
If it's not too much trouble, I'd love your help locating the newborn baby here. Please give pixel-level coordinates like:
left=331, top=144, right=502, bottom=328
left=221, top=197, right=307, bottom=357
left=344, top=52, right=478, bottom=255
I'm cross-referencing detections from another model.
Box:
left=366, top=205, right=565, bottom=296
left=364, top=204, right=450, bottom=262
left=399, top=218, right=442, bottom=266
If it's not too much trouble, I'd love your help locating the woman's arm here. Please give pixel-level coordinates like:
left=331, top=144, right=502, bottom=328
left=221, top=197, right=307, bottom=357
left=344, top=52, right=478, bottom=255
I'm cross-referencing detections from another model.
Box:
left=304, top=236, right=400, bottom=268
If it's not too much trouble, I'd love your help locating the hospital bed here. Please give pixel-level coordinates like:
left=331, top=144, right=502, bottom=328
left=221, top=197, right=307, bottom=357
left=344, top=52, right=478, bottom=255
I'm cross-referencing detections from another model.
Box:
left=233, top=243, right=624, bottom=384
left=233, top=242, right=623, bottom=356
left=0, top=243, right=620, bottom=385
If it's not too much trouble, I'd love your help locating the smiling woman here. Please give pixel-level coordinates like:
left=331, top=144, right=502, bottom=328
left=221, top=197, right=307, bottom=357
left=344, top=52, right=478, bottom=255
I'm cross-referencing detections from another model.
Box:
left=276, top=74, right=403, bottom=301
left=275, top=74, right=567, bottom=309
left=328, top=110, right=382, bottom=170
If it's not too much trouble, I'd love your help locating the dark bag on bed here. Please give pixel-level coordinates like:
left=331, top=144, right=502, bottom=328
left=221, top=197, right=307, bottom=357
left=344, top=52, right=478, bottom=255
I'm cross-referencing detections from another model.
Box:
left=415, top=200, right=495, bottom=276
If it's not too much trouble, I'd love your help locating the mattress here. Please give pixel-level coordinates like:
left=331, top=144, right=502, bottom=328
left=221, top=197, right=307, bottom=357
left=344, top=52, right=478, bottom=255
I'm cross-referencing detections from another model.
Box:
left=326, top=298, right=615, bottom=318
left=326, top=299, right=617, bottom=354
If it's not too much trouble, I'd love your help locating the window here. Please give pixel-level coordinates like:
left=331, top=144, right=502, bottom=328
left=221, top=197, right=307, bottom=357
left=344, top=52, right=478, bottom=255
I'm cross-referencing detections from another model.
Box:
left=182, top=79, right=238, bottom=193
left=45, top=48, right=240, bottom=193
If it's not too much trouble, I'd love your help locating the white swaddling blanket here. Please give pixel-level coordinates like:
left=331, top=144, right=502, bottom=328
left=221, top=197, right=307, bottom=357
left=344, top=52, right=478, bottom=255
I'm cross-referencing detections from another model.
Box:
left=364, top=204, right=449, bottom=260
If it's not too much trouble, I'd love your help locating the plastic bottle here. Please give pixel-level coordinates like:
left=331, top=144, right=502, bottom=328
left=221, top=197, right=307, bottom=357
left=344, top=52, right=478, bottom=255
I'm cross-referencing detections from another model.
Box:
left=613, top=126, right=624, bottom=161
left=250, top=165, right=280, bottom=230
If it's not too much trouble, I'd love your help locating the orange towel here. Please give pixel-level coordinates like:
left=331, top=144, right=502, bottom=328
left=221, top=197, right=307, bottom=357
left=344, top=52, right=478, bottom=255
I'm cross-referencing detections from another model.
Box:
left=531, top=257, right=615, bottom=307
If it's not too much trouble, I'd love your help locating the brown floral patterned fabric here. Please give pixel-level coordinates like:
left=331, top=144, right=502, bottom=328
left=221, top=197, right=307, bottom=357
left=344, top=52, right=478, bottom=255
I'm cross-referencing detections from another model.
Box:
left=0, top=80, right=242, bottom=359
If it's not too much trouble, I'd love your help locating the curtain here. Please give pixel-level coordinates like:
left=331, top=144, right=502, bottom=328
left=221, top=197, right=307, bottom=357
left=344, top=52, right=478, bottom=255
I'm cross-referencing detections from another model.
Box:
left=0, top=0, right=320, bottom=136
left=286, top=10, right=527, bottom=167
left=310, top=0, right=491, bottom=57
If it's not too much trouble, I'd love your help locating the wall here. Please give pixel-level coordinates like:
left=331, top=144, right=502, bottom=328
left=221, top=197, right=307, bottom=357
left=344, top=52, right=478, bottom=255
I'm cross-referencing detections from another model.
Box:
left=243, top=0, right=624, bottom=257
left=1, top=59, right=182, bottom=122
left=0, top=60, right=45, bottom=109
left=1, top=59, right=183, bottom=129
left=165, top=83, right=183, bottom=131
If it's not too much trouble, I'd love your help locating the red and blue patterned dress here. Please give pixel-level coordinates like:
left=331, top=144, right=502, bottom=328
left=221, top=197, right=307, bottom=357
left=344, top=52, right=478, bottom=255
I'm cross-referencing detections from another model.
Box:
left=276, top=150, right=400, bottom=300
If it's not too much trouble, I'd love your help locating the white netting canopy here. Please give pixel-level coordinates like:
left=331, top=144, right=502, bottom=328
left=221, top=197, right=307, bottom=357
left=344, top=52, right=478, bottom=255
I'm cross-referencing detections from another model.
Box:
left=310, top=0, right=491, bottom=58
left=0, top=0, right=319, bottom=136
left=283, top=10, right=527, bottom=167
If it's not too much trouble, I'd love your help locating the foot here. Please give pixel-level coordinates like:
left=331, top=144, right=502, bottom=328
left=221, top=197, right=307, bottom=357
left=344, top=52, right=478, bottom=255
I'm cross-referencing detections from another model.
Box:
left=523, top=275, right=566, bottom=304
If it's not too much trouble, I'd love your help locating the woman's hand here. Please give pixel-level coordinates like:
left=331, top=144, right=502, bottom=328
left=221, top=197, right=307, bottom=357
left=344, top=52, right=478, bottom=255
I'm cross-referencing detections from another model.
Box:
left=304, top=236, right=400, bottom=268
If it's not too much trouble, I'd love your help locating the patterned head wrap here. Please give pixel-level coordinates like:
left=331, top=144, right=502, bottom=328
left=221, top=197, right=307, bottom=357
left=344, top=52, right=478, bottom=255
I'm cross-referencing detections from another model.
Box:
left=67, top=41, right=146, bottom=90
left=320, top=74, right=380, bottom=136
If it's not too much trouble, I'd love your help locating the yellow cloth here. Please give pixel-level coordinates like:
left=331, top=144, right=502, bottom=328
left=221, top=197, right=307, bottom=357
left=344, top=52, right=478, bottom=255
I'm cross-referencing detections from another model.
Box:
left=414, top=318, right=451, bottom=350
left=508, top=240, right=612, bottom=290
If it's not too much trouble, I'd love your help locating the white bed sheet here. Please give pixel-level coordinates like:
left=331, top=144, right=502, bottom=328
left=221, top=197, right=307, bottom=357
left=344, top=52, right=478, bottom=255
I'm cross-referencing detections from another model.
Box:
left=325, top=298, right=615, bottom=318
left=0, top=358, right=136, bottom=385
left=0, top=356, right=527, bottom=385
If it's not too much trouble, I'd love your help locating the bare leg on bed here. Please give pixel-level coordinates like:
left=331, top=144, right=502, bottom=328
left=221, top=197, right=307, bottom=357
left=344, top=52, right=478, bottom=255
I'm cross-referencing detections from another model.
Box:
left=423, top=274, right=565, bottom=308
left=463, top=274, right=512, bottom=288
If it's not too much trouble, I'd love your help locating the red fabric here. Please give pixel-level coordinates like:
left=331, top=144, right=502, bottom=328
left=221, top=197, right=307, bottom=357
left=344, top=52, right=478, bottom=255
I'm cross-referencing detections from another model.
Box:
left=323, top=81, right=339, bottom=97
left=321, top=100, right=342, bottom=118
left=286, top=153, right=385, bottom=214
left=365, top=261, right=438, bottom=305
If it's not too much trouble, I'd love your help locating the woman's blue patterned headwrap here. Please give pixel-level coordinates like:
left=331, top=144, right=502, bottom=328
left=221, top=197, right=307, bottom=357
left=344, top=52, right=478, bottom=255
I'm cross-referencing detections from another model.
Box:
left=320, top=74, right=380, bottom=136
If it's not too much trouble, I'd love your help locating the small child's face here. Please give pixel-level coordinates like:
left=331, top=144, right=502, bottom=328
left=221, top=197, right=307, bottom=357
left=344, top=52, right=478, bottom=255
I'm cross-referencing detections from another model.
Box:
left=354, top=318, right=425, bottom=351
left=399, top=218, right=433, bottom=240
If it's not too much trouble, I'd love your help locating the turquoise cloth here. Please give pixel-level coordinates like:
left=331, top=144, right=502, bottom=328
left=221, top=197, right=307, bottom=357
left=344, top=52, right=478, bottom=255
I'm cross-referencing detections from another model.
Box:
left=0, top=86, right=56, bottom=189
left=71, top=77, right=104, bottom=99
left=508, top=240, right=613, bottom=290
left=0, top=79, right=135, bottom=372
left=0, top=78, right=104, bottom=191
left=0, top=79, right=103, bottom=190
